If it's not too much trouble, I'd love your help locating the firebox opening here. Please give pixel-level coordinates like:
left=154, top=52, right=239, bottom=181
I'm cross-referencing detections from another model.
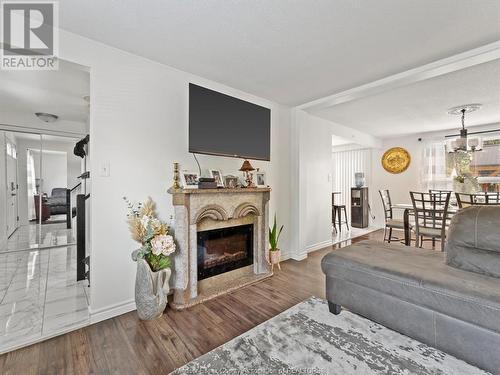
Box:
left=197, top=224, right=254, bottom=280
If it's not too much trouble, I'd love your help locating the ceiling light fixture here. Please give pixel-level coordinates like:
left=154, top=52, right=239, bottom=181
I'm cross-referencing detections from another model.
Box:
left=35, top=112, right=59, bottom=123
left=446, top=104, right=482, bottom=153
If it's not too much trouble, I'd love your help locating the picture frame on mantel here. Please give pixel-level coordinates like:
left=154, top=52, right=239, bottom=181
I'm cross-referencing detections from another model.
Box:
left=255, top=171, right=266, bottom=187
left=224, top=175, right=239, bottom=189
left=180, top=171, right=199, bottom=189
left=209, top=169, right=225, bottom=188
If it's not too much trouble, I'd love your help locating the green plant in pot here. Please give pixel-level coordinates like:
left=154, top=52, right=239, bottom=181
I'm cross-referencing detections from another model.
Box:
left=269, top=214, right=284, bottom=271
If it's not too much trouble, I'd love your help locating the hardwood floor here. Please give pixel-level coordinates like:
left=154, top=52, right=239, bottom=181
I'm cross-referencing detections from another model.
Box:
left=0, top=229, right=441, bottom=374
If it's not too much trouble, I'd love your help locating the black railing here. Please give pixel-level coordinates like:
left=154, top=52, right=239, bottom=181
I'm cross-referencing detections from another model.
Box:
left=66, top=182, right=83, bottom=229
left=70, top=182, right=82, bottom=192
left=76, top=193, right=91, bottom=282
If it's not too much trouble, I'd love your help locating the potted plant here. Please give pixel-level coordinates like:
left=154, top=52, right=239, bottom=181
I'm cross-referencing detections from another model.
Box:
left=269, top=214, right=284, bottom=271
left=124, top=197, right=176, bottom=320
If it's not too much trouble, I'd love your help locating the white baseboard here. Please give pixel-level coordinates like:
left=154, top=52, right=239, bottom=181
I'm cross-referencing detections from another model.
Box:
left=306, top=240, right=332, bottom=253
left=279, top=251, right=290, bottom=261
left=89, top=299, right=137, bottom=324
left=289, top=252, right=308, bottom=261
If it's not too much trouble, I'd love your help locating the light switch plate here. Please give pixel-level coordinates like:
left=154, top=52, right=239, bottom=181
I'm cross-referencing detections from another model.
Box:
left=99, top=162, right=110, bottom=177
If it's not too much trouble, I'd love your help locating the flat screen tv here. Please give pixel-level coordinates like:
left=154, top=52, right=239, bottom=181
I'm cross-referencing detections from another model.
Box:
left=189, top=83, right=271, bottom=161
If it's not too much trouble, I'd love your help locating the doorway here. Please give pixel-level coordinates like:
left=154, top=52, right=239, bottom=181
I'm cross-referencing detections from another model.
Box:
left=331, top=135, right=376, bottom=243
left=0, top=59, right=91, bottom=353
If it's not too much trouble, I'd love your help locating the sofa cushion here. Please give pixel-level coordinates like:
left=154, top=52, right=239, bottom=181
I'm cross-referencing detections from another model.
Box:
left=446, top=206, right=500, bottom=277
left=51, top=188, right=67, bottom=197
left=321, top=240, right=500, bottom=334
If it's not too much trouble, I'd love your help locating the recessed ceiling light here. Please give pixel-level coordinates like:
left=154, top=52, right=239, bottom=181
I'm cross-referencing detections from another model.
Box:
left=35, top=112, right=59, bottom=123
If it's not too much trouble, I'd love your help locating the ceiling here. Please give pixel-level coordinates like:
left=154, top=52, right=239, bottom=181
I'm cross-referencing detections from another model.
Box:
left=0, top=60, right=89, bottom=123
left=58, top=0, right=500, bottom=106
left=311, top=59, right=500, bottom=138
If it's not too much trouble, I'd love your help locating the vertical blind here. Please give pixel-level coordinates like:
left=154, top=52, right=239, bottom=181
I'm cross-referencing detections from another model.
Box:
left=331, top=148, right=371, bottom=221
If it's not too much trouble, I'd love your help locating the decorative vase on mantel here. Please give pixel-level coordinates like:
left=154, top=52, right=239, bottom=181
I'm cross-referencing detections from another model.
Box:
left=132, top=250, right=171, bottom=320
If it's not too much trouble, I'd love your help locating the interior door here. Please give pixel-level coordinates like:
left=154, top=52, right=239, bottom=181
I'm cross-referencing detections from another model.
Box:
left=5, top=138, right=18, bottom=237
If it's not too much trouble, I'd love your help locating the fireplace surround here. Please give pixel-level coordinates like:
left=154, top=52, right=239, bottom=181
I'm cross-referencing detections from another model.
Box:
left=168, top=187, right=272, bottom=309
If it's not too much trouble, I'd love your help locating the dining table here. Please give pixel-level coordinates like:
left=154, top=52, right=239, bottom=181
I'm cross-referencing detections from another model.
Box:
left=392, top=203, right=458, bottom=246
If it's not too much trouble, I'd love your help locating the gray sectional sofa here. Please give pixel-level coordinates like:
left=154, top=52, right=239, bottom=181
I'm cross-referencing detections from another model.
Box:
left=321, top=206, right=500, bottom=374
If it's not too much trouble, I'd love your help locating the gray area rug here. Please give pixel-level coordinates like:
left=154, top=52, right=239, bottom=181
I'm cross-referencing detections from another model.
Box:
left=171, top=297, right=489, bottom=375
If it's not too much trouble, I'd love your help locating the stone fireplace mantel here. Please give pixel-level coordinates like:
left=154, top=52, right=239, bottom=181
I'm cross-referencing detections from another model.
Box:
left=167, top=187, right=272, bottom=309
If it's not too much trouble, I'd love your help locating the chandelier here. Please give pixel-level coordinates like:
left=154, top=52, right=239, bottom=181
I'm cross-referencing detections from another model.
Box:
left=446, top=104, right=482, bottom=153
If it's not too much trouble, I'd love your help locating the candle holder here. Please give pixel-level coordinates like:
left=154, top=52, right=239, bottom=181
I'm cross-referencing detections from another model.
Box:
left=173, top=162, right=181, bottom=189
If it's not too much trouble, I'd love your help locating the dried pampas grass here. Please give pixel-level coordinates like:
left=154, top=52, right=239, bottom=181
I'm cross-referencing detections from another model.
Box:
left=127, top=216, right=145, bottom=243
left=139, top=198, right=156, bottom=217
left=125, top=197, right=169, bottom=244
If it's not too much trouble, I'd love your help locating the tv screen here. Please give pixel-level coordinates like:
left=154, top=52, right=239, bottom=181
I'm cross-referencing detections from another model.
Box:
left=189, top=83, right=271, bottom=161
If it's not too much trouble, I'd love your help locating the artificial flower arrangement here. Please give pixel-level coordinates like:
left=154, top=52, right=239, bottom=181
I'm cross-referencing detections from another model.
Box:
left=123, top=197, right=175, bottom=271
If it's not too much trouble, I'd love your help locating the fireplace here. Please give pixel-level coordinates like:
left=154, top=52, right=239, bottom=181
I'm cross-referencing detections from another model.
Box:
left=168, top=187, right=271, bottom=309
left=197, top=224, right=254, bottom=280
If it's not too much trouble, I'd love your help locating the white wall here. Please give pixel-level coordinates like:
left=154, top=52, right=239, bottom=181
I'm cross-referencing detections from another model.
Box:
left=32, top=150, right=67, bottom=195
left=289, top=109, right=381, bottom=260
left=370, top=137, right=423, bottom=226
left=301, top=111, right=336, bottom=255
left=53, top=29, right=292, bottom=319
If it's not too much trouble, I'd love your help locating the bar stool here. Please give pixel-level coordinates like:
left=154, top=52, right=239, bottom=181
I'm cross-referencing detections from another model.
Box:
left=332, top=192, right=349, bottom=233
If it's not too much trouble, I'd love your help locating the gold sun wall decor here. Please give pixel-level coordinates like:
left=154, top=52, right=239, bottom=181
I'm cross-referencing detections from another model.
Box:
left=381, top=147, right=411, bottom=174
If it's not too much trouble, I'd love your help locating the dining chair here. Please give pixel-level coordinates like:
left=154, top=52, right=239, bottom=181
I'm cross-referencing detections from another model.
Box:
left=332, top=192, right=349, bottom=233
left=456, top=192, right=500, bottom=209
left=379, top=189, right=409, bottom=243
left=429, top=189, right=453, bottom=199
left=430, top=189, right=457, bottom=208
left=410, top=191, right=451, bottom=251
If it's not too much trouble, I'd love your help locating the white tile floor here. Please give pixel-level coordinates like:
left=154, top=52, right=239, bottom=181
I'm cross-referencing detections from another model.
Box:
left=332, top=225, right=381, bottom=245
left=0, top=222, right=76, bottom=254
left=0, top=246, right=89, bottom=353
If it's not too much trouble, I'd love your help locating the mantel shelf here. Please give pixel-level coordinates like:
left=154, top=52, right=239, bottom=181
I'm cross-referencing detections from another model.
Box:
left=168, top=187, right=271, bottom=195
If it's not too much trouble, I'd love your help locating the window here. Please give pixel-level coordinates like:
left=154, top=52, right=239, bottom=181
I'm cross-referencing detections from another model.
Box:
left=423, top=133, right=500, bottom=193
left=471, top=135, right=500, bottom=192
left=422, top=141, right=451, bottom=191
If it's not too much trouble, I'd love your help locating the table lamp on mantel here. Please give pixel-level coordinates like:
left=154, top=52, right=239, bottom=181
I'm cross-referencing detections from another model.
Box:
left=239, top=160, right=255, bottom=188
